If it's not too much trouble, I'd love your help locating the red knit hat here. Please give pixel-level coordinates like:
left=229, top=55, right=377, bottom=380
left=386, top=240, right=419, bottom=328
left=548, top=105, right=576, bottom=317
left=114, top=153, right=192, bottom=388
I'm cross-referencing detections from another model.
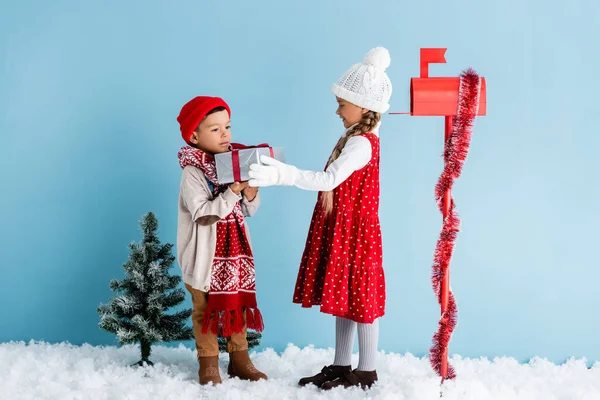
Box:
left=177, top=96, right=231, bottom=143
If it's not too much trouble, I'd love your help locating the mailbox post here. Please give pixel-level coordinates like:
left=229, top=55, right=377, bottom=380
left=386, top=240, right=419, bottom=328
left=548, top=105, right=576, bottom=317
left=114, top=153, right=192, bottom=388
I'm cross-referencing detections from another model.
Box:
left=391, top=48, right=486, bottom=382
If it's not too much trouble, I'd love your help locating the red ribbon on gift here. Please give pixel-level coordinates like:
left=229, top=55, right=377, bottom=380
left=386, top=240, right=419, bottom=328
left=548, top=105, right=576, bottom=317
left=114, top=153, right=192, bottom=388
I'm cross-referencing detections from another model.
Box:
left=230, top=143, right=274, bottom=183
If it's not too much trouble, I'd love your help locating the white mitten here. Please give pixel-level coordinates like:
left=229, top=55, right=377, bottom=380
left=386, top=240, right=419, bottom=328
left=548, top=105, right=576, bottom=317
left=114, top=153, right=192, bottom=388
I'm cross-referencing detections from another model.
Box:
left=248, top=155, right=298, bottom=187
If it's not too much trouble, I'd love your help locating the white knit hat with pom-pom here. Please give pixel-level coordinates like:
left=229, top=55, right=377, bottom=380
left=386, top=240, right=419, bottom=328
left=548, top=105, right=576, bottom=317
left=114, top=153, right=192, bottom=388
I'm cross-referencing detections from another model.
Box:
left=331, top=47, right=392, bottom=113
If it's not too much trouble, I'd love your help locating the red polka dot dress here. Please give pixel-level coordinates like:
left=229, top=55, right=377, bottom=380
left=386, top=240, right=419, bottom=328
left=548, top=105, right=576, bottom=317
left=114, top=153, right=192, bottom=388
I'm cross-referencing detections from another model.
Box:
left=293, top=133, right=385, bottom=324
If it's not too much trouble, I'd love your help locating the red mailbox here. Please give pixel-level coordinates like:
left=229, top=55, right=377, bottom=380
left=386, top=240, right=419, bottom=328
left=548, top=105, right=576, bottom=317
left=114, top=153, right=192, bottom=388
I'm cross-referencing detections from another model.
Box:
left=410, top=78, right=487, bottom=116
left=392, top=48, right=486, bottom=383
left=409, top=48, right=486, bottom=116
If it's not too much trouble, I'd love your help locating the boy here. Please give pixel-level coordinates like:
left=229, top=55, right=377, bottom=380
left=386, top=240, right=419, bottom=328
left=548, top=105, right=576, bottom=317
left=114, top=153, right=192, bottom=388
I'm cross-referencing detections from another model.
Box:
left=176, top=96, right=267, bottom=385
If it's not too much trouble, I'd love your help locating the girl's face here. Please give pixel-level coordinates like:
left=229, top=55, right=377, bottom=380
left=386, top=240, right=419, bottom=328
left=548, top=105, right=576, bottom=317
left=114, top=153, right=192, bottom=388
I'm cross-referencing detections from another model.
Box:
left=335, top=97, right=367, bottom=129
left=189, top=110, right=232, bottom=154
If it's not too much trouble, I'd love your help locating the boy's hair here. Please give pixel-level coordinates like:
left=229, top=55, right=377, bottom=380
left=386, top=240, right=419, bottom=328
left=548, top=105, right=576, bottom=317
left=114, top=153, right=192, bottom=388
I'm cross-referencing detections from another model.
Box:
left=194, top=106, right=228, bottom=133
left=320, top=110, right=381, bottom=215
left=188, top=106, right=230, bottom=147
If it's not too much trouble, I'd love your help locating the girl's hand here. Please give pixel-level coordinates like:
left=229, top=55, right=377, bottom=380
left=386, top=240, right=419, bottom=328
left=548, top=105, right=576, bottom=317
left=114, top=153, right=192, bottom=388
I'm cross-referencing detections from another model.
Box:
left=243, top=185, right=259, bottom=201
left=248, top=155, right=298, bottom=187
left=230, top=181, right=249, bottom=195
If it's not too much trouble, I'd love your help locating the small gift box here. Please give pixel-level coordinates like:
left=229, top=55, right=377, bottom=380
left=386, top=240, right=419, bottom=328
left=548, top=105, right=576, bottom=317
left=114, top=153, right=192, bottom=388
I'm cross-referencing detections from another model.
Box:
left=215, top=143, right=285, bottom=185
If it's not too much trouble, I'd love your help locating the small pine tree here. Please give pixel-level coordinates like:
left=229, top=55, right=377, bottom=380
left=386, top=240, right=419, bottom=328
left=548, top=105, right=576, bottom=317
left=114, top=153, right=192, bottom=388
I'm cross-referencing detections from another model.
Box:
left=218, top=331, right=262, bottom=353
left=98, top=212, right=194, bottom=366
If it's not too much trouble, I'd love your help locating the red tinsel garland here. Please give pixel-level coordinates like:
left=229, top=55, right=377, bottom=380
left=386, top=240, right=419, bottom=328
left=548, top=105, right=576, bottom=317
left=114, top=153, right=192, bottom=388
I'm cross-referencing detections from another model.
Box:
left=430, top=69, right=482, bottom=380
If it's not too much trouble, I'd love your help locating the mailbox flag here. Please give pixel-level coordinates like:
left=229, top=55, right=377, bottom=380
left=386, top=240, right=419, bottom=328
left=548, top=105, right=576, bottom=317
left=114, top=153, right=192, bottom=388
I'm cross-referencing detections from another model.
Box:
left=420, top=48, right=447, bottom=78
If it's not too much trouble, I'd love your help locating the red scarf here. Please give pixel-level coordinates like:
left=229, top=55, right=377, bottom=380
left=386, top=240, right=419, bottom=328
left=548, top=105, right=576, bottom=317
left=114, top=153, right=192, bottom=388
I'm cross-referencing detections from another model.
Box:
left=178, top=145, right=264, bottom=336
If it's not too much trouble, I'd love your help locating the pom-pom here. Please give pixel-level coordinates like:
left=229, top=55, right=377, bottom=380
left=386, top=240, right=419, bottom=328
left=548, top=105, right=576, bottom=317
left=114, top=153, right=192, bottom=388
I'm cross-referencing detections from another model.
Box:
left=363, top=47, right=391, bottom=71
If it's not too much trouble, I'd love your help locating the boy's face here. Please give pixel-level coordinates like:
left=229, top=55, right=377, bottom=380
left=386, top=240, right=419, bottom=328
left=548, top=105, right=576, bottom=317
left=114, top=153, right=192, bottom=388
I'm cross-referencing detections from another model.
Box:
left=190, top=110, right=232, bottom=154
left=335, top=97, right=367, bottom=129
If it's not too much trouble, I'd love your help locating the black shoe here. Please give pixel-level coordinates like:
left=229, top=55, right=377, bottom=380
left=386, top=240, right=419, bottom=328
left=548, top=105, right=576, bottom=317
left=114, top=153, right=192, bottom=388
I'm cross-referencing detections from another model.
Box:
left=298, top=365, right=352, bottom=388
left=321, top=369, right=378, bottom=390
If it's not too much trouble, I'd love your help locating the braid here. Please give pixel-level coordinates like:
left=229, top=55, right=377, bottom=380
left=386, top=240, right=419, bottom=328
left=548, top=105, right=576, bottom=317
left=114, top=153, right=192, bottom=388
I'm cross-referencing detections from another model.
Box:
left=320, top=111, right=381, bottom=215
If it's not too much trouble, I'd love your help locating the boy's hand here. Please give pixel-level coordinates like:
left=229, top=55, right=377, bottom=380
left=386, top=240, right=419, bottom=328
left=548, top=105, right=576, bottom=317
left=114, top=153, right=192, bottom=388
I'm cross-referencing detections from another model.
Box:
left=243, top=185, right=259, bottom=201
left=230, top=181, right=249, bottom=195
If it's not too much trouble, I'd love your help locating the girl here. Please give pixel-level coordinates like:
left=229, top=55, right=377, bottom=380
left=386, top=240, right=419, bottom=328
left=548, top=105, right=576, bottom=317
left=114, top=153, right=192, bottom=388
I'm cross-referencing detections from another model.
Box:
left=176, top=96, right=267, bottom=385
left=248, top=47, right=393, bottom=390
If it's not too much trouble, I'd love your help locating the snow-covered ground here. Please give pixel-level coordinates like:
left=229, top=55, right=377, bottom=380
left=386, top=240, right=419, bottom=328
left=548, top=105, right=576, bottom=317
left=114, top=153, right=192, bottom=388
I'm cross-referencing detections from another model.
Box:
left=0, top=341, right=598, bottom=400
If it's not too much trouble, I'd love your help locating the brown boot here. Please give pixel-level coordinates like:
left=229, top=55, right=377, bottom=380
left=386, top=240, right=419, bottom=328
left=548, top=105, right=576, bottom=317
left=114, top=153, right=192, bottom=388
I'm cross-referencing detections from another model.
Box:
left=321, top=369, right=378, bottom=390
left=198, top=356, right=222, bottom=386
left=298, top=365, right=351, bottom=388
left=228, top=350, right=268, bottom=381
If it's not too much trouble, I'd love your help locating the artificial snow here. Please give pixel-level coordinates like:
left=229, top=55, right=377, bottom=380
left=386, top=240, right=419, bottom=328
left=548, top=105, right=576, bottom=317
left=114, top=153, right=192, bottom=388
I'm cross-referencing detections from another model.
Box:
left=0, top=341, right=598, bottom=400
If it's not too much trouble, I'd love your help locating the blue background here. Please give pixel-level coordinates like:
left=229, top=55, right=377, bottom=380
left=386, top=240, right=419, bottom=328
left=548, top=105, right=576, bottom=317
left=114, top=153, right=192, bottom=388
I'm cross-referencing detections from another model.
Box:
left=1, top=0, right=599, bottom=364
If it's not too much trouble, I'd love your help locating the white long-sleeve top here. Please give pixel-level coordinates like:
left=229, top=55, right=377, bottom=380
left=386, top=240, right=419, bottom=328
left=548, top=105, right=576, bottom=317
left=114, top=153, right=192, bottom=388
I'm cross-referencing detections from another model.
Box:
left=293, top=123, right=380, bottom=191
